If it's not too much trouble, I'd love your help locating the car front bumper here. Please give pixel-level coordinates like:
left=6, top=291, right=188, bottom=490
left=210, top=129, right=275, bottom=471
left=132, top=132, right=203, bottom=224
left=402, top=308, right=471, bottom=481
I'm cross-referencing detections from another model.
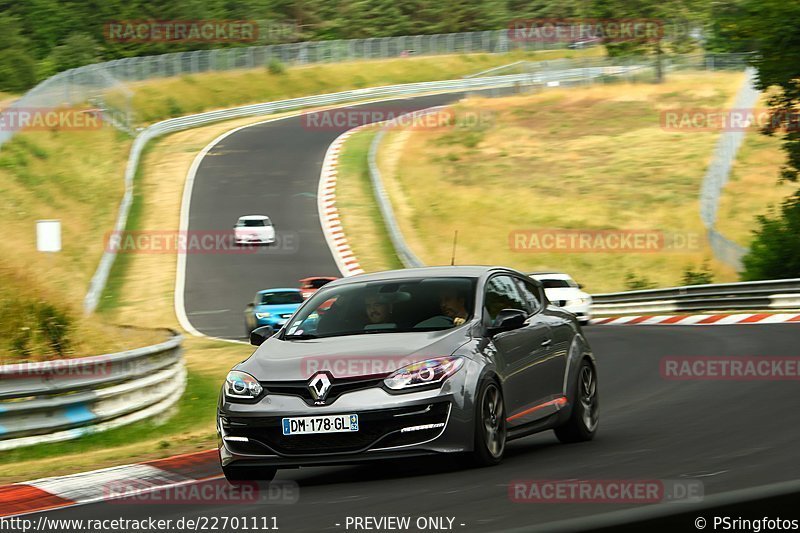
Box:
left=217, top=372, right=476, bottom=469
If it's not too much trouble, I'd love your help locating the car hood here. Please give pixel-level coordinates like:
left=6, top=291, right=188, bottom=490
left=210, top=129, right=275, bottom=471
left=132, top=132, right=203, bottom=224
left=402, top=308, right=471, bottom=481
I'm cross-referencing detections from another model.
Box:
left=238, top=327, right=470, bottom=381
left=254, top=303, right=301, bottom=315
left=544, top=288, right=590, bottom=303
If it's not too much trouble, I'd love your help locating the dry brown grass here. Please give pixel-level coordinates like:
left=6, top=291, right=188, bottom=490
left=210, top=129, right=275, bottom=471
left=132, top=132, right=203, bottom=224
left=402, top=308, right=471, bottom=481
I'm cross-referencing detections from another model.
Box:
left=108, top=48, right=606, bottom=124
left=379, top=72, right=751, bottom=292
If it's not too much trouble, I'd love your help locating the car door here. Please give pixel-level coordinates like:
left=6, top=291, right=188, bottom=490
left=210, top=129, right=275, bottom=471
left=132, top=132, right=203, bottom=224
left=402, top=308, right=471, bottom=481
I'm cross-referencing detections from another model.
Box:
left=483, top=274, right=552, bottom=422
left=515, top=276, right=567, bottom=401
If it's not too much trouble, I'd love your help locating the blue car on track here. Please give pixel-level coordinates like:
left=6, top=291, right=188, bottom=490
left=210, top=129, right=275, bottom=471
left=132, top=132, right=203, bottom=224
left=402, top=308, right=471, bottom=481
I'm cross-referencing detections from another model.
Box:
left=244, top=288, right=305, bottom=335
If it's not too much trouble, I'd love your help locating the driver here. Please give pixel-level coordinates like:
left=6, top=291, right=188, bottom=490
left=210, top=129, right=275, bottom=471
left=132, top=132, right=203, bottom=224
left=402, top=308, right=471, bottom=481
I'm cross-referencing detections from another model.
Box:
left=365, top=293, right=393, bottom=324
left=414, top=287, right=469, bottom=328
left=438, top=288, right=469, bottom=326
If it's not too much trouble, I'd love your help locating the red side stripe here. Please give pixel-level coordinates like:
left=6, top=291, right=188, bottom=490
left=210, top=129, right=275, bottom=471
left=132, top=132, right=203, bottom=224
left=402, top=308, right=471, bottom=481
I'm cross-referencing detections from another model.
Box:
left=627, top=315, right=653, bottom=324
left=507, top=396, right=568, bottom=422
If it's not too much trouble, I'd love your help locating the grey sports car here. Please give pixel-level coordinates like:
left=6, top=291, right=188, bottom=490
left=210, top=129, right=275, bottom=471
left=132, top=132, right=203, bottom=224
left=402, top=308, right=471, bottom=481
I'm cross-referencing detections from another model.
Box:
left=217, top=266, right=598, bottom=482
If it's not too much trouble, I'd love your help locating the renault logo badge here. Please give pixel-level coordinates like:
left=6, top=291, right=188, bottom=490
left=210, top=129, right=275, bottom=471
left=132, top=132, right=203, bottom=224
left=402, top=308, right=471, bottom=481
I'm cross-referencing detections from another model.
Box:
left=308, top=372, right=332, bottom=401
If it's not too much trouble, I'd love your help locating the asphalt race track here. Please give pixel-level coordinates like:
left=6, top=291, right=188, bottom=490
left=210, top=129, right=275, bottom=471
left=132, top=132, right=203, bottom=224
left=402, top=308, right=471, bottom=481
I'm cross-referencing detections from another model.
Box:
left=35, top=325, right=800, bottom=530
left=182, top=93, right=463, bottom=340
left=34, top=96, right=800, bottom=531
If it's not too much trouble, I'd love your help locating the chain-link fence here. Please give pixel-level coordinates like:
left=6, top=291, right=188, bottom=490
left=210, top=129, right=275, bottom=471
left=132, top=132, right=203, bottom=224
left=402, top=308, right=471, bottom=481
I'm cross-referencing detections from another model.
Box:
left=0, top=29, right=571, bottom=151
left=700, top=67, right=760, bottom=271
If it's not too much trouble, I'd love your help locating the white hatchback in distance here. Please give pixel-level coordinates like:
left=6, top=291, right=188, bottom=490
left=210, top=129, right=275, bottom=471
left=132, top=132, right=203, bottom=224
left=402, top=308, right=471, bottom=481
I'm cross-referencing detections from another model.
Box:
left=234, top=215, right=276, bottom=245
left=529, top=272, right=592, bottom=325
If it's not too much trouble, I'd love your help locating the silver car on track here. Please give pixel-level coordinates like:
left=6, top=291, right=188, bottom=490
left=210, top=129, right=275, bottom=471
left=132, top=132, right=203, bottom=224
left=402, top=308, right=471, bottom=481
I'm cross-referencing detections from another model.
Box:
left=217, top=266, right=599, bottom=482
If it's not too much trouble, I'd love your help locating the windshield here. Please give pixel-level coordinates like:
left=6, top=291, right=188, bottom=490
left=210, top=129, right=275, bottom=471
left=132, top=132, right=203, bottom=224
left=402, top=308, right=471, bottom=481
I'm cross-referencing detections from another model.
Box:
left=283, top=277, right=476, bottom=339
left=239, top=218, right=270, bottom=227
left=260, top=291, right=304, bottom=305
left=539, top=279, right=576, bottom=289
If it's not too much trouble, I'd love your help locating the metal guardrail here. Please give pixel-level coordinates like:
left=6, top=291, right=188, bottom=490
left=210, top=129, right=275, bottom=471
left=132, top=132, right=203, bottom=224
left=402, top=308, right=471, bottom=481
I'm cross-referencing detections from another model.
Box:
left=0, top=331, right=184, bottom=450
left=591, top=279, right=800, bottom=316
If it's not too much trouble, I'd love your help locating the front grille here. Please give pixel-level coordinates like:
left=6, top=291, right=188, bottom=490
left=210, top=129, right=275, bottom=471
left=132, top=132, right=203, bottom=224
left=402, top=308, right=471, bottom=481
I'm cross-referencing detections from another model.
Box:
left=262, top=376, right=385, bottom=406
left=223, top=402, right=450, bottom=456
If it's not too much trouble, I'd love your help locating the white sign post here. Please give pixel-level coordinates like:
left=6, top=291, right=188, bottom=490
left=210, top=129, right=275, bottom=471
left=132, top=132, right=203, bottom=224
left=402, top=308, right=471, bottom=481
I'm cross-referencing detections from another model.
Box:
left=36, top=220, right=61, bottom=252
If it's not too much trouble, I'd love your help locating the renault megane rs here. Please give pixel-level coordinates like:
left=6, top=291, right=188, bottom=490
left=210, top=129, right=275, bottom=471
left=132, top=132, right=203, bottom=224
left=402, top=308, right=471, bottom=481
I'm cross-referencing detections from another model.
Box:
left=217, top=266, right=599, bottom=482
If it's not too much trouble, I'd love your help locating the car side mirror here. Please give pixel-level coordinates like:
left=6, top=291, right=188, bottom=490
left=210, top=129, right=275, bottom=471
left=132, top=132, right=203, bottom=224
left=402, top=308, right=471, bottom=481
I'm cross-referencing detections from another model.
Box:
left=487, top=309, right=527, bottom=336
left=578, top=283, right=584, bottom=289
left=250, top=325, right=275, bottom=346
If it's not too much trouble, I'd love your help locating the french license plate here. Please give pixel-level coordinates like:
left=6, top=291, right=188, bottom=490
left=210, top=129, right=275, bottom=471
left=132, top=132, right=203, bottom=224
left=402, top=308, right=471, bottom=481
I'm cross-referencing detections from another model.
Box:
left=282, top=414, right=359, bottom=435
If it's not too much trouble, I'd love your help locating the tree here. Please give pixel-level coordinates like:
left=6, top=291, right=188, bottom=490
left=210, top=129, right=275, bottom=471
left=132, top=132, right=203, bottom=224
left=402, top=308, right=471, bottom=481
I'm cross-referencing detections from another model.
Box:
left=0, top=14, right=38, bottom=91
left=588, top=0, right=709, bottom=82
left=741, top=195, right=800, bottom=280
left=47, top=33, right=102, bottom=72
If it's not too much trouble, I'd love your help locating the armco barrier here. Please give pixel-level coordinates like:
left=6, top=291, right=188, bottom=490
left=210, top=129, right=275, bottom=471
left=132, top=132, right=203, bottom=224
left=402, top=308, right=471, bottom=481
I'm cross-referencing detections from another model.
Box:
left=591, top=279, right=800, bottom=316
left=0, top=331, right=184, bottom=450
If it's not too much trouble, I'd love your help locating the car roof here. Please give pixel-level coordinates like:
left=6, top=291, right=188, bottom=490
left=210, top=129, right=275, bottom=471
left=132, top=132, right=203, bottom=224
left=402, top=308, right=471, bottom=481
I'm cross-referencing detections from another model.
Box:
left=238, top=214, right=269, bottom=220
left=299, top=276, right=338, bottom=282
left=324, top=266, right=522, bottom=287
left=257, top=288, right=301, bottom=294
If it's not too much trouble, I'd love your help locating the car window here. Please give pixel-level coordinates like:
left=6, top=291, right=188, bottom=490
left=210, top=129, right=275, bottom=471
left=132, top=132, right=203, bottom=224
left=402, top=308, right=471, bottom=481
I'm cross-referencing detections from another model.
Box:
left=515, top=278, right=543, bottom=314
left=243, top=219, right=266, bottom=227
left=484, top=275, right=529, bottom=323
left=539, top=279, right=571, bottom=289
left=260, top=291, right=304, bottom=305
left=310, top=278, right=332, bottom=288
left=283, top=277, right=476, bottom=339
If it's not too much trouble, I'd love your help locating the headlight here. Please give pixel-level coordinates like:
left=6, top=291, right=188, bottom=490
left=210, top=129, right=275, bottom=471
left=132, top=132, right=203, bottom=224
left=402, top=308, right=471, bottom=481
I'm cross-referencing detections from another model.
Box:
left=255, top=312, right=271, bottom=319
left=384, top=356, right=464, bottom=391
left=225, top=371, right=263, bottom=399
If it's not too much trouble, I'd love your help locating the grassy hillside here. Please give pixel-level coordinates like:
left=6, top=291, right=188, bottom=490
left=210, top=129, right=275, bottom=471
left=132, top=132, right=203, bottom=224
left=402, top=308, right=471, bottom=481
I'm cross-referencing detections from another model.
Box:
left=359, top=71, right=787, bottom=292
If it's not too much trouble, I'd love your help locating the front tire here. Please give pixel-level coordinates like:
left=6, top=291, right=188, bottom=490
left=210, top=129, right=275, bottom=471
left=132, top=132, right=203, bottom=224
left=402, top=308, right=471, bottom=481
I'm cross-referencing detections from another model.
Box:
left=555, top=359, right=599, bottom=443
left=222, top=464, right=277, bottom=484
left=466, top=379, right=506, bottom=467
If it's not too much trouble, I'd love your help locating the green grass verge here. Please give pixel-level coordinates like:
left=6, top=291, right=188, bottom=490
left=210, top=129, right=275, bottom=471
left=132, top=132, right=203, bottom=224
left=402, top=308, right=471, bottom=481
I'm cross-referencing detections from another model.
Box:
left=335, top=129, right=404, bottom=272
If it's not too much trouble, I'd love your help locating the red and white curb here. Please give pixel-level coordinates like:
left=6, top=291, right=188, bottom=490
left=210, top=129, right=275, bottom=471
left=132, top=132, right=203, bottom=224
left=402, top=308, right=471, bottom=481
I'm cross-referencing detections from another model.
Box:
left=317, top=126, right=373, bottom=277
left=592, top=312, right=800, bottom=326
left=0, top=449, right=218, bottom=517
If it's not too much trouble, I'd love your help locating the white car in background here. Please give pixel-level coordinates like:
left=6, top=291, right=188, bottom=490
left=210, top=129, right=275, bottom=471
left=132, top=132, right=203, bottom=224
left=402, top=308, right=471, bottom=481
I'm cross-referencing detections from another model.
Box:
left=529, top=272, right=592, bottom=325
left=234, top=215, right=276, bottom=245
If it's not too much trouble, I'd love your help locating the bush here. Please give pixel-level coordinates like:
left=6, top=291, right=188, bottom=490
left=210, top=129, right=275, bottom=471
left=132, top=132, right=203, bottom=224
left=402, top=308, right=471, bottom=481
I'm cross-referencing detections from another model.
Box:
left=1, top=299, right=73, bottom=360
left=741, top=194, right=800, bottom=280
left=681, top=259, right=714, bottom=286
left=267, top=59, right=286, bottom=75
left=624, top=272, right=656, bottom=290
